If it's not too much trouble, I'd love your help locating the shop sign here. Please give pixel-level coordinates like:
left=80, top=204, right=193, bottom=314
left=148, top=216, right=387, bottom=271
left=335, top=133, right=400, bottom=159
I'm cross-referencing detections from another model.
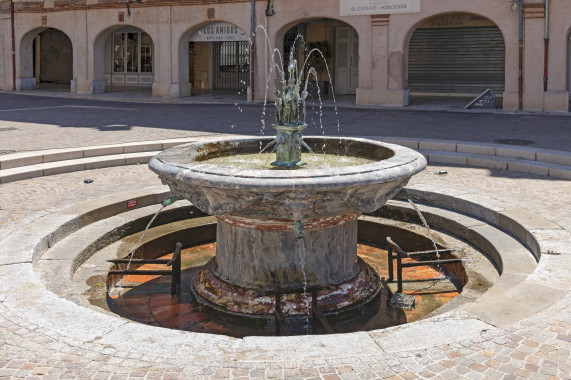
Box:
left=340, top=0, right=420, bottom=16
left=190, top=22, right=249, bottom=42
left=417, top=14, right=494, bottom=29
left=465, top=89, right=496, bottom=110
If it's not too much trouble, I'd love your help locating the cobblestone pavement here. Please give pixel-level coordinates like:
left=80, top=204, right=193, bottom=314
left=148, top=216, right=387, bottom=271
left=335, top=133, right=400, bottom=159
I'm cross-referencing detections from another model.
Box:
left=1, top=92, right=571, bottom=153
left=0, top=162, right=570, bottom=379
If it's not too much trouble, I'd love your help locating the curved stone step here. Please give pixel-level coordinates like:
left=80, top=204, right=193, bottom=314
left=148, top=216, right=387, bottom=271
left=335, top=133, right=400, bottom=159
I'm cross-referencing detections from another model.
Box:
left=0, top=151, right=161, bottom=184
left=1, top=137, right=570, bottom=183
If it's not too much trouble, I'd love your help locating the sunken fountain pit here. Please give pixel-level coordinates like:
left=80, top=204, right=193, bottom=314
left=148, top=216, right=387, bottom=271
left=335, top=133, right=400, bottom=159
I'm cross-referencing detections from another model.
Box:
left=148, top=136, right=427, bottom=330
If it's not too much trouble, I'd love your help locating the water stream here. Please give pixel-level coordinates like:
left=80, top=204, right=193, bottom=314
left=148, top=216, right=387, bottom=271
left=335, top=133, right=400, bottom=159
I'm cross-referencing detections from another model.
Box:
left=112, top=195, right=179, bottom=296
left=297, top=238, right=311, bottom=334
left=406, top=198, right=440, bottom=259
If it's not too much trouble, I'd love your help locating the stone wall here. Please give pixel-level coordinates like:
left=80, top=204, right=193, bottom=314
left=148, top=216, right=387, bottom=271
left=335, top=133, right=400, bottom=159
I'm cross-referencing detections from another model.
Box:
left=0, top=0, right=569, bottom=111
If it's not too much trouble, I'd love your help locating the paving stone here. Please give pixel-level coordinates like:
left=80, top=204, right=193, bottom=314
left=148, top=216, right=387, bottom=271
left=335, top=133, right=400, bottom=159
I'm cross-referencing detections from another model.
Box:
left=0, top=142, right=570, bottom=379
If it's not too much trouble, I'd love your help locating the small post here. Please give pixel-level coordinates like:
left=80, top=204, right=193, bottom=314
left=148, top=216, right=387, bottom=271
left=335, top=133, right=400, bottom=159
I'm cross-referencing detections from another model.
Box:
left=388, top=245, right=394, bottom=283
left=311, top=289, right=318, bottom=334
left=274, top=293, right=289, bottom=336
left=396, top=249, right=403, bottom=294
left=168, top=242, right=182, bottom=296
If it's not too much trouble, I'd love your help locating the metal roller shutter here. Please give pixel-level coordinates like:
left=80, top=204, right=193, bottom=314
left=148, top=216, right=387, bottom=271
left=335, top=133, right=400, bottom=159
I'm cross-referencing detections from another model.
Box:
left=408, top=26, right=505, bottom=94
left=39, top=29, right=73, bottom=84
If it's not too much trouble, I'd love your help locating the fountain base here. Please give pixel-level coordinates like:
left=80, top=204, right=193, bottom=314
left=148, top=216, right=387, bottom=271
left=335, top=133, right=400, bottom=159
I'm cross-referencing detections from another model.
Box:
left=191, top=258, right=382, bottom=330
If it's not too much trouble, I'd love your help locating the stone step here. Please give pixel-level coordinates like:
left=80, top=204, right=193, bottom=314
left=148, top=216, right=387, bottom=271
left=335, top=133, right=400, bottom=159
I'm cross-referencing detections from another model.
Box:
left=0, top=151, right=161, bottom=184
left=418, top=150, right=571, bottom=180
left=378, top=137, right=571, bottom=166
left=1, top=137, right=570, bottom=184
left=0, top=138, right=199, bottom=170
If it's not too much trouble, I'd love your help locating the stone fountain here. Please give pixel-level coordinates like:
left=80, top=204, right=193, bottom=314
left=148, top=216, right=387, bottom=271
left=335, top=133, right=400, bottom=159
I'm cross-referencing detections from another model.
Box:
left=149, top=54, right=427, bottom=330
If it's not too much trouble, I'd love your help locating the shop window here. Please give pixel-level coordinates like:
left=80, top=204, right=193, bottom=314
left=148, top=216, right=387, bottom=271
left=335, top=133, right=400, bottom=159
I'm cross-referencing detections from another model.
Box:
left=113, top=31, right=153, bottom=74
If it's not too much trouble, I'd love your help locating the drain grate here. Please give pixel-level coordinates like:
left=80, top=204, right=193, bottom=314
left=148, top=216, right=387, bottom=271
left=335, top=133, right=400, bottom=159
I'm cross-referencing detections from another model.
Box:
left=0, top=127, right=18, bottom=132
left=494, top=139, right=535, bottom=146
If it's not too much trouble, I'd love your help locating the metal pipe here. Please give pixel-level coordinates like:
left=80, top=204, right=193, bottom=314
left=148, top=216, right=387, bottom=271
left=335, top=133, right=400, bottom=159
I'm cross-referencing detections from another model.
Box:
left=544, top=0, right=549, bottom=91
left=250, top=0, right=256, bottom=101
left=518, top=0, right=524, bottom=110
left=10, top=0, right=16, bottom=90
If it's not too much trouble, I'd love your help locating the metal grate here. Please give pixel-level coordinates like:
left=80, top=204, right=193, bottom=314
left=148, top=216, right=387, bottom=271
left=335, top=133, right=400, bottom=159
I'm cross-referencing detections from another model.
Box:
left=213, top=41, right=249, bottom=91
left=409, top=26, right=505, bottom=94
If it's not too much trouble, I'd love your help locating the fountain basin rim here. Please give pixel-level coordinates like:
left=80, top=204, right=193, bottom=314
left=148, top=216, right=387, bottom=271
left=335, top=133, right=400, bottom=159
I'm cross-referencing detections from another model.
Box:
left=150, top=136, right=426, bottom=190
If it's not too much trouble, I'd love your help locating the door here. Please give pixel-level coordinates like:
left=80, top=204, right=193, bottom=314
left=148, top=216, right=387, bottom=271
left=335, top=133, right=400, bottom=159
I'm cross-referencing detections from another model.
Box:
left=109, top=31, right=153, bottom=87
left=335, top=27, right=358, bottom=95
left=568, top=37, right=571, bottom=93
left=213, top=41, right=249, bottom=91
left=39, top=29, right=73, bottom=84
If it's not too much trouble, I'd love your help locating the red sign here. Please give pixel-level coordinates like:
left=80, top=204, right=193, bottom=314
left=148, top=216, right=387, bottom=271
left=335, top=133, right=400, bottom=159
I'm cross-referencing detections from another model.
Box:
left=127, top=199, right=137, bottom=209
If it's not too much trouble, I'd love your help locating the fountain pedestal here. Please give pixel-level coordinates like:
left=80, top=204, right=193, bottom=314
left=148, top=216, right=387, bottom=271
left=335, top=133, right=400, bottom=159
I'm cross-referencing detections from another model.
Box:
left=214, top=214, right=360, bottom=289
left=271, top=125, right=307, bottom=168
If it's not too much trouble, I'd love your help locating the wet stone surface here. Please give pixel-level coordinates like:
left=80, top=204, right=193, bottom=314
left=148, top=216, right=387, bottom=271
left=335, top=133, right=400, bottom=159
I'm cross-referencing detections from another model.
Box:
left=103, top=243, right=462, bottom=337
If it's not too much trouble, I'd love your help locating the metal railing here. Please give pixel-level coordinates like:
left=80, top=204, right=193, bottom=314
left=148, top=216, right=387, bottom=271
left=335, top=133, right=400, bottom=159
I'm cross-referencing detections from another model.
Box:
left=386, top=237, right=462, bottom=293
left=108, top=242, right=182, bottom=296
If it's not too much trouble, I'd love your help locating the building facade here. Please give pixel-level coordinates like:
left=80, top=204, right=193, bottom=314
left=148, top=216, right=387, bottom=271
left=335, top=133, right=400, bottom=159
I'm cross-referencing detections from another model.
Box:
left=0, top=0, right=569, bottom=111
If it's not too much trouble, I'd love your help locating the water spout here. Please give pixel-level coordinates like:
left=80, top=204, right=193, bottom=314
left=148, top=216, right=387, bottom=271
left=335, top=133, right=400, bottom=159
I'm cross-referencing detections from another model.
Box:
left=294, top=220, right=304, bottom=239
left=161, top=195, right=180, bottom=207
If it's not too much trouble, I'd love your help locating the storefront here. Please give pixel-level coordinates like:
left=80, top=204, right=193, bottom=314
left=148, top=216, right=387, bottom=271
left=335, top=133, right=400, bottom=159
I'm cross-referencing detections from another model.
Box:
left=281, top=19, right=358, bottom=96
left=3, top=0, right=570, bottom=111
left=105, top=28, right=154, bottom=87
left=189, top=22, right=249, bottom=91
left=35, top=28, right=73, bottom=86
left=408, top=14, right=505, bottom=95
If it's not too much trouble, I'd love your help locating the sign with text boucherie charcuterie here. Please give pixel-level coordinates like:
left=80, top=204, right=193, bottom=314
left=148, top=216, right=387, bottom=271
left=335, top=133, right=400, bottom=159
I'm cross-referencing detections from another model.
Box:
left=340, top=0, right=420, bottom=16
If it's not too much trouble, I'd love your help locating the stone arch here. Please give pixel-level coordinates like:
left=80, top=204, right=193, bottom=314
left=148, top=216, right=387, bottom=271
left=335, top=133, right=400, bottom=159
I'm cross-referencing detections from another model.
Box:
left=404, top=12, right=507, bottom=97
left=382, top=6, right=517, bottom=108
left=19, top=27, right=74, bottom=90
left=275, top=17, right=361, bottom=96
left=178, top=20, right=250, bottom=95
left=567, top=27, right=571, bottom=92
left=92, top=24, right=156, bottom=93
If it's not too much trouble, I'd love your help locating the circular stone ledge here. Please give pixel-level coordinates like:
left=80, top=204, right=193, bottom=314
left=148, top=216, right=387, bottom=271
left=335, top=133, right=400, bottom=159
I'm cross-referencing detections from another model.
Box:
left=0, top=185, right=568, bottom=360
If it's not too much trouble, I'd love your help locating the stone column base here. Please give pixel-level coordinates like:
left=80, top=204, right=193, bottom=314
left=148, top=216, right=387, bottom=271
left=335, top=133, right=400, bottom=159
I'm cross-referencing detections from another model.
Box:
left=169, top=83, right=191, bottom=97
left=16, top=77, right=36, bottom=90
left=90, top=80, right=107, bottom=94
left=502, top=91, right=520, bottom=110
left=191, top=257, right=381, bottom=331
left=356, top=88, right=409, bottom=107
left=154, top=83, right=191, bottom=98
left=544, top=91, right=569, bottom=112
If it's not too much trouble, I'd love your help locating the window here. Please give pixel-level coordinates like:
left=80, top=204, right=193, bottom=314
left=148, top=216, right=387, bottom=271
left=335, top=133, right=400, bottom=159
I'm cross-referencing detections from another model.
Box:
left=113, top=32, right=125, bottom=73
left=141, top=33, right=153, bottom=73
left=113, top=31, right=153, bottom=74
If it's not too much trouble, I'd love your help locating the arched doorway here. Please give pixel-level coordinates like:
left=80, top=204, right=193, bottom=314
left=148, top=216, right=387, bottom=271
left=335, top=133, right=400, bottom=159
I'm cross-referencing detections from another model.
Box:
left=20, top=28, right=73, bottom=91
left=188, top=22, right=249, bottom=94
left=407, top=13, right=505, bottom=101
left=567, top=32, right=571, bottom=97
left=100, top=27, right=154, bottom=91
left=282, top=19, right=359, bottom=97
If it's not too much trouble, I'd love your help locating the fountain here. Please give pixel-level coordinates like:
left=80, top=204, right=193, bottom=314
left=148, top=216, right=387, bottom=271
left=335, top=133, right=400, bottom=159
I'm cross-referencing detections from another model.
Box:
left=148, top=51, right=427, bottom=331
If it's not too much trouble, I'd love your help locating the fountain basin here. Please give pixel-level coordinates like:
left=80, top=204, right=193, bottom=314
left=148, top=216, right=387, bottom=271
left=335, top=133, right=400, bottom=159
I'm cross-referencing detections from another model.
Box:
left=149, top=137, right=426, bottom=318
left=150, top=137, right=426, bottom=220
